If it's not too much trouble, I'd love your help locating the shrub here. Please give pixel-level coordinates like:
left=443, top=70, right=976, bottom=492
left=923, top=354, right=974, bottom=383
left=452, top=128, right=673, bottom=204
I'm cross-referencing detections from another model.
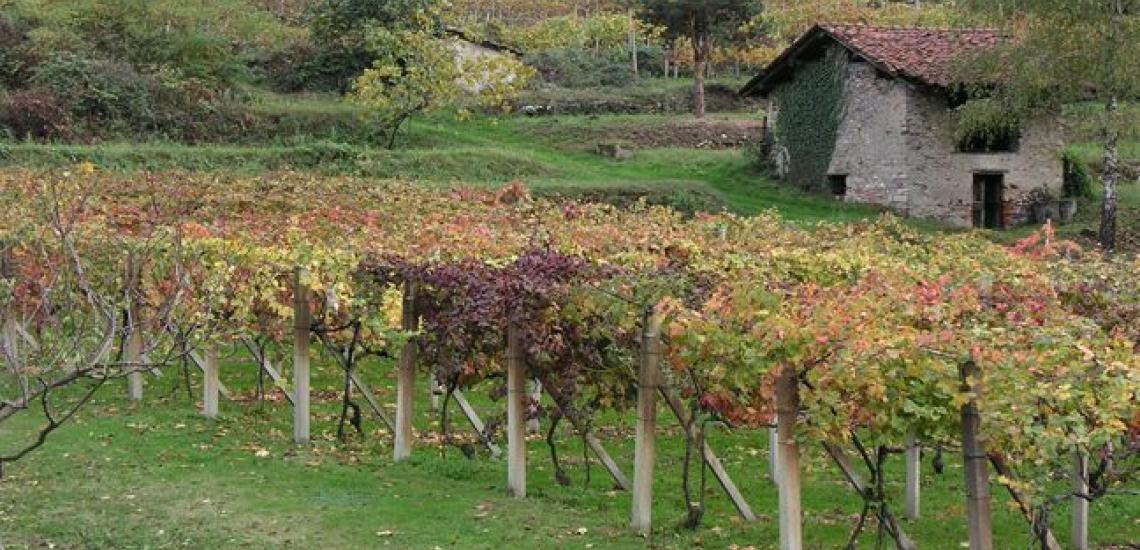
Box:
left=159, top=31, right=246, bottom=86
left=1062, top=150, right=1094, bottom=199
left=524, top=48, right=635, bottom=88
left=30, top=53, right=160, bottom=125
left=0, top=87, right=74, bottom=141
left=0, top=14, right=36, bottom=88
left=251, top=39, right=323, bottom=93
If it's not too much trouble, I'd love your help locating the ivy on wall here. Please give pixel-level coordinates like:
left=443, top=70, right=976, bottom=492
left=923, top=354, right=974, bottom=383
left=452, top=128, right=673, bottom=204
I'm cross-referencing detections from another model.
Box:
left=770, top=47, right=846, bottom=191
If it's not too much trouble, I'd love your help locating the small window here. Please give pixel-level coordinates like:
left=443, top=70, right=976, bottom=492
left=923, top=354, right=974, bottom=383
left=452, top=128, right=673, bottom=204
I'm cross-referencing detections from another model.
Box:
left=829, top=175, right=848, bottom=198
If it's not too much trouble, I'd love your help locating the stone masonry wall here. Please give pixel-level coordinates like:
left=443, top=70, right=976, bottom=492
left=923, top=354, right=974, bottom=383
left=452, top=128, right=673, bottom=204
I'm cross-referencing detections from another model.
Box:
left=827, top=59, right=912, bottom=211
left=904, top=91, right=1065, bottom=228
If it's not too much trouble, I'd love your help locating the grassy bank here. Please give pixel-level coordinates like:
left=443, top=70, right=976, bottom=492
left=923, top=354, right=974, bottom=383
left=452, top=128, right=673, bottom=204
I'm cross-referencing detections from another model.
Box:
left=0, top=110, right=888, bottom=224
left=2, top=354, right=1136, bottom=549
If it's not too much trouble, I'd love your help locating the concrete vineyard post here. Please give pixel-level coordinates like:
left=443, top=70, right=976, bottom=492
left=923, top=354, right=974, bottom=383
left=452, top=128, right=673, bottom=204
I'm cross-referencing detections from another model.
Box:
left=905, top=431, right=921, bottom=520
left=1071, top=452, right=1089, bottom=550
left=293, top=268, right=311, bottom=444
left=960, top=361, right=993, bottom=549
left=506, top=319, right=526, bottom=498
left=526, top=379, right=542, bottom=435
left=631, top=310, right=661, bottom=535
left=769, top=425, right=780, bottom=486
left=203, top=346, right=219, bottom=418
left=430, top=377, right=441, bottom=412
left=394, top=282, right=419, bottom=462
left=775, top=363, right=802, bottom=550
left=126, top=308, right=143, bottom=401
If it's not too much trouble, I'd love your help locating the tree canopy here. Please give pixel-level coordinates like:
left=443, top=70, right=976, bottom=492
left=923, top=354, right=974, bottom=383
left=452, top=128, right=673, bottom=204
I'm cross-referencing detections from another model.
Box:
left=636, top=0, right=762, bottom=118
left=958, top=0, right=1140, bottom=250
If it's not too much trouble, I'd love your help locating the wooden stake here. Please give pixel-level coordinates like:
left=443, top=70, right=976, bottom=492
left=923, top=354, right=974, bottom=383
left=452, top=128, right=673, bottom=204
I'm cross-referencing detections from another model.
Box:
left=537, top=373, right=628, bottom=490
left=960, top=361, right=992, bottom=550
left=293, top=268, right=311, bottom=444
left=241, top=338, right=290, bottom=404
left=823, top=443, right=916, bottom=550
left=186, top=349, right=235, bottom=400
left=905, top=431, right=920, bottom=520
left=394, top=282, right=418, bottom=462
left=656, top=373, right=756, bottom=521
left=202, top=345, right=219, bottom=418
left=452, top=388, right=502, bottom=458
left=506, top=320, right=526, bottom=498
left=989, top=455, right=1061, bottom=550
left=1071, top=451, right=1089, bottom=550
left=775, top=364, right=802, bottom=550
left=631, top=310, right=661, bottom=535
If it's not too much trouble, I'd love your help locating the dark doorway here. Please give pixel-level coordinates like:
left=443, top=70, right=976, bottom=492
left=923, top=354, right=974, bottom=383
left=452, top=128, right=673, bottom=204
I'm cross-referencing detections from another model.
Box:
left=972, top=173, right=1004, bottom=229
left=829, top=175, right=848, bottom=199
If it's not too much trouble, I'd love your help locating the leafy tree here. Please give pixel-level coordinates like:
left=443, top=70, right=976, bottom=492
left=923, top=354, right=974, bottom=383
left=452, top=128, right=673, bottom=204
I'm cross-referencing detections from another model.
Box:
left=348, top=29, right=459, bottom=149
left=307, top=0, right=446, bottom=91
left=349, top=28, right=534, bottom=148
left=959, top=0, right=1140, bottom=251
left=635, top=0, right=762, bottom=118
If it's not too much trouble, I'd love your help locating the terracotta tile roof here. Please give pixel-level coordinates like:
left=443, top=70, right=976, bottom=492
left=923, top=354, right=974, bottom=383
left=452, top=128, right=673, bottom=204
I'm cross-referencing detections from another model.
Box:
left=819, top=23, right=1004, bottom=87
left=740, top=23, right=1006, bottom=96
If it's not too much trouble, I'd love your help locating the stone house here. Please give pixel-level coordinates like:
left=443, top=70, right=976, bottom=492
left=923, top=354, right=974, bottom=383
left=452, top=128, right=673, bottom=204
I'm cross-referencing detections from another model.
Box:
left=740, top=24, right=1065, bottom=229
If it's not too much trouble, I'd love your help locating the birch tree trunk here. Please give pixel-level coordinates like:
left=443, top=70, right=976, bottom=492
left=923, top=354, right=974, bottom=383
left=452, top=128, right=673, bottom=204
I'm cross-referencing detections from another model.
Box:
left=1099, top=96, right=1119, bottom=251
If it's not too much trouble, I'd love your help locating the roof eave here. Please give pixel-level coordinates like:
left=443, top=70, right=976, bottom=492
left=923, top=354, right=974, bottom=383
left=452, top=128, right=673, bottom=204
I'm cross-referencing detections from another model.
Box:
left=739, top=25, right=829, bottom=97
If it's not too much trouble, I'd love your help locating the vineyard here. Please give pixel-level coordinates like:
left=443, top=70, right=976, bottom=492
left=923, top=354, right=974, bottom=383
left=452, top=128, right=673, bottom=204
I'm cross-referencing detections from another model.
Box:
left=0, top=169, right=1137, bottom=548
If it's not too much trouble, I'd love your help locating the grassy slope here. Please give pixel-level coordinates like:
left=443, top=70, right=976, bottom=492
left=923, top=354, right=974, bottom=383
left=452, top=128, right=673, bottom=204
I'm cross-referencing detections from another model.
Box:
left=0, top=107, right=886, bottom=224
left=2, top=355, right=1136, bottom=549
left=1, top=91, right=1134, bottom=230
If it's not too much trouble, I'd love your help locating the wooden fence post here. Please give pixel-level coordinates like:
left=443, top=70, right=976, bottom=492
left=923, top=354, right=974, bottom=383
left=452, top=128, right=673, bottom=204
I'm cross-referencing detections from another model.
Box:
left=394, top=282, right=418, bottom=462
left=126, top=308, right=144, bottom=401
left=905, top=431, right=921, bottom=520
left=960, top=361, right=992, bottom=550
left=526, top=379, right=542, bottom=435
left=202, top=345, right=219, bottom=418
left=775, top=363, right=802, bottom=550
left=506, top=320, right=526, bottom=498
left=1071, top=451, right=1089, bottom=550
left=293, top=268, right=311, bottom=444
left=631, top=310, right=661, bottom=535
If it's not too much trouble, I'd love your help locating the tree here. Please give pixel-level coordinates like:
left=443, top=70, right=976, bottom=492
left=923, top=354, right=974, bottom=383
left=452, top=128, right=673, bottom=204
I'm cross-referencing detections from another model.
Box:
left=635, top=0, right=762, bottom=118
left=307, top=0, right=446, bottom=91
left=959, top=0, right=1140, bottom=251
left=349, top=27, right=534, bottom=148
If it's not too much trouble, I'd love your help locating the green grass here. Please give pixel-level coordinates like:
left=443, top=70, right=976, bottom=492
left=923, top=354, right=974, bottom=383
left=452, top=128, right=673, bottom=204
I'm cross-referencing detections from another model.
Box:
left=1, top=93, right=1135, bottom=231
left=2, top=354, right=1137, bottom=549
left=0, top=110, right=887, bottom=223
left=1065, top=141, right=1140, bottom=169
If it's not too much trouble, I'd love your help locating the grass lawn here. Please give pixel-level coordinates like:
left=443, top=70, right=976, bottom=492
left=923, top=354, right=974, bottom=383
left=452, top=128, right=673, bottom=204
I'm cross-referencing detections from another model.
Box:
left=2, top=353, right=1137, bottom=549
left=0, top=107, right=888, bottom=225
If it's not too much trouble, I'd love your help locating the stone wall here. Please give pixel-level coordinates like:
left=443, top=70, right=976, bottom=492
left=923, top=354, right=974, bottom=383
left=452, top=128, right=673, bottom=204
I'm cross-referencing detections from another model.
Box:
left=904, top=90, right=1064, bottom=228
left=827, top=59, right=912, bottom=211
